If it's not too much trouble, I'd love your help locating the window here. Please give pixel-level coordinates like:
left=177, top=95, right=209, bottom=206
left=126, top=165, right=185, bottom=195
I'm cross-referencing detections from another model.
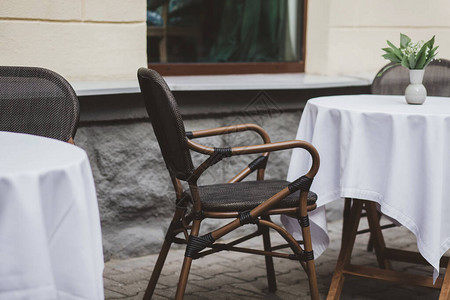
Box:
left=147, top=0, right=306, bottom=75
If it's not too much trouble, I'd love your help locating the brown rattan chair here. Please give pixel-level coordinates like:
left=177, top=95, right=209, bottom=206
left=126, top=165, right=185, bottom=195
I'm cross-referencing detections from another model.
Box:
left=0, top=66, right=80, bottom=144
left=357, top=58, right=450, bottom=252
left=137, top=68, right=321, bottom=300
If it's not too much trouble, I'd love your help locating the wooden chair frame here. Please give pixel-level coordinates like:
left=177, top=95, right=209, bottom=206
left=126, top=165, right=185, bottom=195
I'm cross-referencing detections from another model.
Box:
left=143, top=123, right=320, bottom=300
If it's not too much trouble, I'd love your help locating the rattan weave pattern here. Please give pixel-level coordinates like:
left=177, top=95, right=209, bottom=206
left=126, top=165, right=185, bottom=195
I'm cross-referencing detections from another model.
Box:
left=0, top=66, right=79, bottom=141
left=199, top=180, right=317, bottom=212
left=138, top=68, right=194, bottom=181
left=372, top=59, right=450, bottom=96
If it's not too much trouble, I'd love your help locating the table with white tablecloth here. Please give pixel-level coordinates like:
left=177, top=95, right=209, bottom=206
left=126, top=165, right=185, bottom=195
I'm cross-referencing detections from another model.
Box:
left=281, top=94, right=450, bottom=284
left=0, top=131, right=104, bottom=300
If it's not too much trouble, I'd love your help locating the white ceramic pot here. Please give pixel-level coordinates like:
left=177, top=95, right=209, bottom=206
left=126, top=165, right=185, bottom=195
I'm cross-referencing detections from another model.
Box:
left=405, top=69, right=427, bottom=105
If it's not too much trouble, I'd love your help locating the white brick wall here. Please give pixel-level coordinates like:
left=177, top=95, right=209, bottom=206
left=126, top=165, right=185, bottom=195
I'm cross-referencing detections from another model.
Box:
left=0, top=0, right=147, bottom=81
left=0, top=0, right=83, bottom=21
left=306, top=0, right=450, bottom=75
left=84, top=0, right=146, bottom=22
left=3, top=0, right=449, bottom=78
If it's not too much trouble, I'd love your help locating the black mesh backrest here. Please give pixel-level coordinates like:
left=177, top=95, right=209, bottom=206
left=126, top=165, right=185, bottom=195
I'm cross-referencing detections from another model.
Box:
left=372, top=59, right=450, bottom=96
left=0, top=66, right=80, bottom=142
left=137, top=68, right=194, bottom=181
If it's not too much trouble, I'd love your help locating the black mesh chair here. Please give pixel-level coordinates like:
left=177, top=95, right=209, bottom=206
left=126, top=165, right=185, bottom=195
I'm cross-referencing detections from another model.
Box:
left=372, top=58, right=450, bottom=96
left=138, top=68, right=321, bottom=300
left=0, top=66, right=80, bottom=143
left=358, top=58, right=450, bottom=252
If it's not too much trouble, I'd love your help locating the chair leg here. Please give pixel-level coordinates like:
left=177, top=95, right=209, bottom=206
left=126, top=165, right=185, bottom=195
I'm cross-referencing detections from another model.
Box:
left=143, top=238, right=173, bottom=300
left=175, top=256, right=194, bottom=300
left=174, top=219, right=202, bottom=299
left=144, top=206, right=185, bottom=300
left=306, top=259, right=319, bottom=300
left=300, top=215, right=319, bottom=300
left=261, top=216, right=277, bottom=293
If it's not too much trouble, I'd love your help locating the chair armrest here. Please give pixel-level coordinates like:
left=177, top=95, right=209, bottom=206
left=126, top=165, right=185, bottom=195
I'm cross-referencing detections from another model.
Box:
left=186, top=123, right=271, bottom=144
left=187, top=139, right=320, bottom=179
left=186, top=124, right=272, bottom=183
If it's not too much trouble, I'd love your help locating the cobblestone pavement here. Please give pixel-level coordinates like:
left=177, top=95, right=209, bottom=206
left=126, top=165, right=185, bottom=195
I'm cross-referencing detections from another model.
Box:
left=104, top=217, right=444, bottom=299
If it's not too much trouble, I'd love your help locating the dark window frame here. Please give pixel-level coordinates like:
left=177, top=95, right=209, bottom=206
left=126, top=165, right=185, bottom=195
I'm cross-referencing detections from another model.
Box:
left=147, top=0, right=308, bottom=76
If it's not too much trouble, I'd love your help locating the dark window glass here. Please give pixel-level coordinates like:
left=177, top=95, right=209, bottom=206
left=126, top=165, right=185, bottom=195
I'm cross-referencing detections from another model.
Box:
left=147, top=0, right=303, bottom=64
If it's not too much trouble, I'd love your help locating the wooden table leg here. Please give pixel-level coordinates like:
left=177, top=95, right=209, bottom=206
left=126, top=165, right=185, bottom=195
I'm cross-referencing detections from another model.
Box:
left=327, top=199, right=364, bottom=300
left=328, top=199, right=449, bottom=298
left=364, top=201, right=392, bottom=270
left=439, top=257, right=450, bottom=299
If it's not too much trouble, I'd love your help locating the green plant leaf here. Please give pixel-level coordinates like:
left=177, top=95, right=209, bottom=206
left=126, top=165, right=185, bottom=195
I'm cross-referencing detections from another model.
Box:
left=408, top=54, right=416, bottom=69
left=428, top=35, right=436, bottom=48
left=424, top=46, right=439, bottom=67
left=416, top=42, right=428, bottom=57
left=400, top=33, right=411, bottom=49
left=382, top=53, right=401, bottom=63
left=382, top=47, right=394, bottom=54
left=386, top=40, right=403, bottom=60
left=401, top=55, right=409, bottom=68
left=415, top=50, right=427, bottom=69
left=414, top=42, right=429, bottom=69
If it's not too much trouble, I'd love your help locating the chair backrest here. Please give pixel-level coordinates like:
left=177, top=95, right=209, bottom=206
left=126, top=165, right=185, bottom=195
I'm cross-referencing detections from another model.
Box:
left=372, top=59, right=450, bottom=96
left=137, top=68, right=194, bottom=181
left=0, top=66, right=80, bottom=142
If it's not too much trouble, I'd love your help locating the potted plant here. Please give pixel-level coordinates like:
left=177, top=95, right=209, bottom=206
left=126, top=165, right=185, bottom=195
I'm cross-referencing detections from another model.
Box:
left=380, top=33, right=438, bottom=104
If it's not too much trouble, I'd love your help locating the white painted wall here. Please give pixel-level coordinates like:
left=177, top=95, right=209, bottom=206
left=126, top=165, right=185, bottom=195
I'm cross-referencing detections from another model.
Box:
left=0, top=0, right=147, bottom=81
left=306, top=0, right=450, bottom=76
left=2, top=0, right=448, bottom=79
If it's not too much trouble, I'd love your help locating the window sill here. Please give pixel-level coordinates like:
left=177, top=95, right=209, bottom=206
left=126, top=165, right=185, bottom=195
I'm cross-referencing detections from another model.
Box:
left=70, top=73, right=372, bottom=96
left=74, top=73, right=372, bottom=123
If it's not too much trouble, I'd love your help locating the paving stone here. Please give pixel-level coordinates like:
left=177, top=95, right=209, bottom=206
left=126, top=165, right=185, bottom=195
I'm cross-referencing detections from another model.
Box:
left=156, top=273, right=205, bottom=288
left=190, top=260, right=242, bottom=278
left=153, top=280, right=210, bottom=299
left=104, top=218, right=445, bottom=299
left=106, top=268, right=151, bottom=285
left=189, top=274, right=247, bottom=290
left=191, top=285, right=263, bottom=299
left=103, top=266, right=125, bottom=278
left=104, top=289, right=127, bottom=299
left=103, top=278, right=148, bottom=297
left=108, top=256, right=157, bottom=273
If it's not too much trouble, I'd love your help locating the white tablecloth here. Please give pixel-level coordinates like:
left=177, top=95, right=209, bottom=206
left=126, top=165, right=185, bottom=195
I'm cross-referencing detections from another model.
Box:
left=0, top=132, right=104, bottom=300
left=281, top=95, right=450, bottom=281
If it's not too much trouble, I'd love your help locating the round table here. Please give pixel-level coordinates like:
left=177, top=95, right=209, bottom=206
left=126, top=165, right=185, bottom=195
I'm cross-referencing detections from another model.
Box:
left=0, top=131, right=104, bottom=300
left=282, top=94, right=450, bottom=282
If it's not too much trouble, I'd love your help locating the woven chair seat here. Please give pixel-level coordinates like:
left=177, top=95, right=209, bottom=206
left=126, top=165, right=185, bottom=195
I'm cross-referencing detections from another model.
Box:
left=199, top=180, right=317, bottom=212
